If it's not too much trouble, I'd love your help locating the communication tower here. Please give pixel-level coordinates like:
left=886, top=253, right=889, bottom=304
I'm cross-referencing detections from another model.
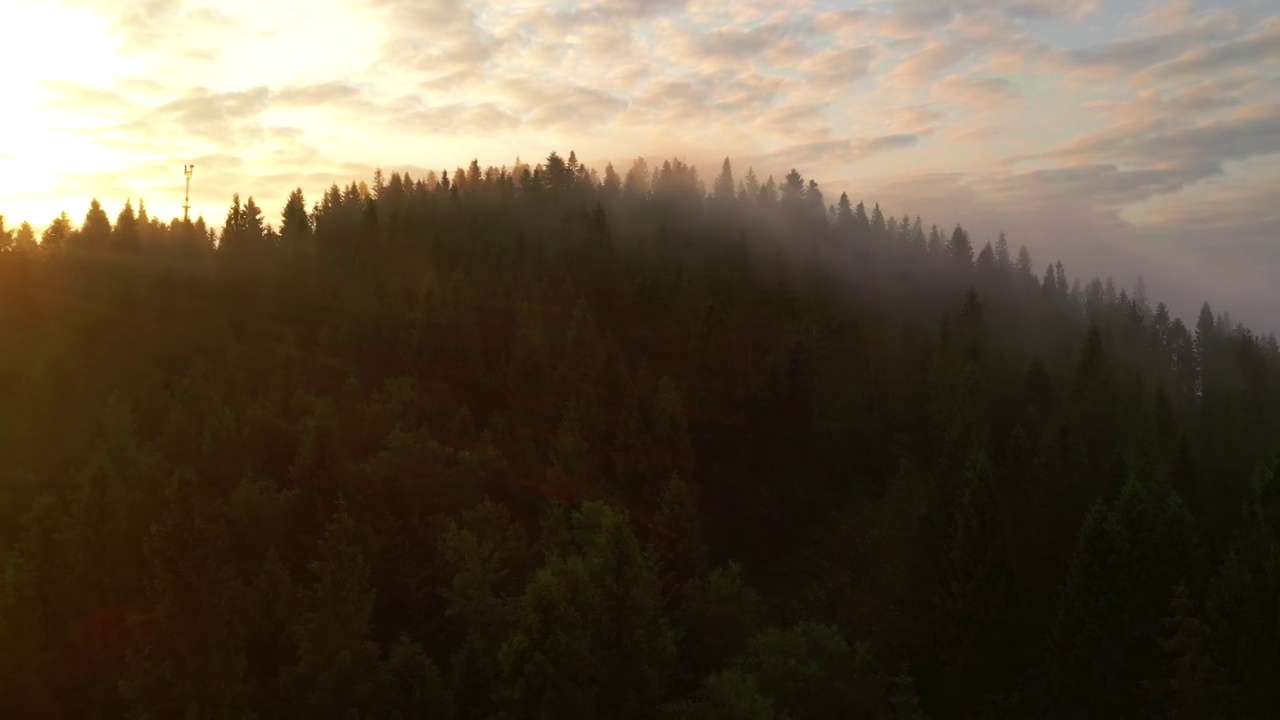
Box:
left=183, top=164, right=194, bottom=222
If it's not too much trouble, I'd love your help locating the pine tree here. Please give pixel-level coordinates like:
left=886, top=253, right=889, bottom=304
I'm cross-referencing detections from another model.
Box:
left=1206, top=455, right=1280, bottom=712
left=743, top=166, right=760, bottom=199
left=994, top=232, right=1011, bottom=269
left=759, top=176, right=778, bottom=207
left=1145, top=581, right=1231, bottom=719
left=853, top=201, right=870, bottom=242
left=677, top=562, right=765, bottom=678
left=499, top=502, right=675, bottom=719
left=927, top=224, right=943, bottom=256
left=280, top=188, right=312, bottom=255
left=938, top=455, right=1016, bottom=708
left=976, top=241, right=995, bottom=274
left=671, top=670, right=777, bottom=720
left=734, top=622, right=878, bottom=718
left=40, top=211, right=74, bottom=250
left=890, top=669, right=926, bottom=720
left=112, top=200, right=140, bottom=251
left=780, top=169, right=805, bottom=217
left=1042, top=264, right=1058, bottom=302
left=377, top=637, right=455, bottom=719
left=714, top=158, right=735, bottom=206
left=911, top=217, right=926, bottom=254
left=836, top=193, right=854, bottom=237
left=283, top=509, right=383, bottom=716
left=81, top=198, right=113, bottom=249
left=624, top=157, right=650, bottom=201
left=1195, top=301, right=1216, bottom=395
left=243, top=196, right=266, bottom=248
left=806, top=180, right=825, bottom=223
left=602, top=162, right=621, bottom=202
left=651, top=475, right=710, bottom=591
left=1046, top=476, right=1202, bottom=717
left=947, top=224, right=974, bottom=266
left=1015, top=245, right=1034, bottom=281
left=1133, top=276, right=1151, bottom=318
left=14, top=221, right=36, bottom=251
left=869, top=202, right=886, bottom=242
left=221, top=194, right=245, bottom=251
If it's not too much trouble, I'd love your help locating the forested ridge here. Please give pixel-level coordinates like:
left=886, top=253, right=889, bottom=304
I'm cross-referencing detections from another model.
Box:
left=1, top=151, right=1278, bottom=719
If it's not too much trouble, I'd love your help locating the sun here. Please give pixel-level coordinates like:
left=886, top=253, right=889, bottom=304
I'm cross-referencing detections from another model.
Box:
left=0, top=2, right=139, bottom=226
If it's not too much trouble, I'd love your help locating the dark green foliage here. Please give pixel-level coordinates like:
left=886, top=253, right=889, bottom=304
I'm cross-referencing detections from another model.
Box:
left=669, top=669, right=778, bottom=720
left=498, top=502, right=676, bottom=718
left=1206, top=455, right=1280, bottom=712
left=1045, top=476, right=1202, bottom=717
left=734, top=622, right=882, bottom=718
left=0, top=154, right=1276, bottom=718
left=1145, top=582, right=1233, bottom=719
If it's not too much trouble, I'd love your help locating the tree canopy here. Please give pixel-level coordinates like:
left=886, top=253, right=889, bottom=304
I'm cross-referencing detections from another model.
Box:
left=0, top=152, right=1277, bottom=718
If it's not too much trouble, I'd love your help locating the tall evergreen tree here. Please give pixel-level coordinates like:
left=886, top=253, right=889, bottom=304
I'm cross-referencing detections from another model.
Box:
left=947, top=224, right=974, bottom=267
left=81, top=198, right=112, bottom=249
left=994, top=232, right=1011, bottom=269
left=40, top=212, right=74, bottom=251
left=1016, top=245, right=1034, bottom=282
left=836, top=193, right=854, bottom=237
left=713, top=158, right=735, bottom=206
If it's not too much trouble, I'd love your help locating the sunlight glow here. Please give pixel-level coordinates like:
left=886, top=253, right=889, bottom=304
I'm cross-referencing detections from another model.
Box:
left=0, top=2, right=140, bottom=222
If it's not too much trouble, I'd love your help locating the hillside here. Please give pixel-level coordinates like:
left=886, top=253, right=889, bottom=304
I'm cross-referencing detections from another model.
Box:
left=1, top=152, right=1278, bottom=719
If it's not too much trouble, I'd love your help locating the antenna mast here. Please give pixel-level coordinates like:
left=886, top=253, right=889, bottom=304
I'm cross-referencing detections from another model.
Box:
left=183, top=164, right=194, bottom=222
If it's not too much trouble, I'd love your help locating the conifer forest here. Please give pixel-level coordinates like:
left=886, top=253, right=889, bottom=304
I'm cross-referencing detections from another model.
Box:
left=1, top=152, right=1278, bottom=719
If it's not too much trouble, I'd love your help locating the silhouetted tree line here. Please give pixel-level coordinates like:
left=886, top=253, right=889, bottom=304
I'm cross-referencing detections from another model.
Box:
left=1, top=151, right=1278, bottom=718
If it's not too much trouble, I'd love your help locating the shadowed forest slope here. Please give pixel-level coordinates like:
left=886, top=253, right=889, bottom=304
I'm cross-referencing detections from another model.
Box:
left=1, top=152, right=1278, bottom=718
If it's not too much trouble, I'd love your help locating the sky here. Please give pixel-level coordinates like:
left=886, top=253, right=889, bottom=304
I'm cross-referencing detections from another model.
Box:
left=1, top=0, right=1277, bottom=332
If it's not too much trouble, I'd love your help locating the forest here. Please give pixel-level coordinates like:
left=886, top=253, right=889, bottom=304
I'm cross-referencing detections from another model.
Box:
left=1, top=151, right=1278, bottom=719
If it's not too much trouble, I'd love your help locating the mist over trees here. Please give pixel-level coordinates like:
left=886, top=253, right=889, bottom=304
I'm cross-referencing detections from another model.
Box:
left=1, top=151, right=1278, bottom=718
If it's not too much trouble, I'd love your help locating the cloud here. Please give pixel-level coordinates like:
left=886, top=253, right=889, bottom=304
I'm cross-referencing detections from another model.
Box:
left=54, top=0, right=240, bottom=64
left=880, top=7, right=955, bottom=37
left=799, top=45, right=882, bottom=89
left=712, top=73, right=790, bottom=116
left=934, top=76, right=1023, bottom=110
left=594, top=0, right=688, bottom=19
left=943, top=124, right=1004, bottom=143
left=131, top=87, right=272, bottom=144
left=273, top=82, right=364, bottom=106
left=499, top=78, right=629, bottom=131
left=900, top=0, right=1103, bottom=21
left=38, top=80, right=136, bottom=119
left=631, top=76, right=716, bottom=123
left=1028, top=103, right=1280, bottom=173
left=885, top=42, right=971, bottom=85
left=878, top=104, right=948, bottom=134
left=758, top=102, right=832, bottom=134
left=1061, top=10, right=1239, bottom=77
left=744, top=133, right=924, bottom=170
left=981, top=105, right=1278, bottom=252
left=697, top=24, right=778, bottom=58
left=813, top=8, right=872, bottom=37
left=1138, top=18, right=1280, bottom=82
left=372, top=0, right=498, bottom=82
left=1087, top=76, right=1265, bottom=121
